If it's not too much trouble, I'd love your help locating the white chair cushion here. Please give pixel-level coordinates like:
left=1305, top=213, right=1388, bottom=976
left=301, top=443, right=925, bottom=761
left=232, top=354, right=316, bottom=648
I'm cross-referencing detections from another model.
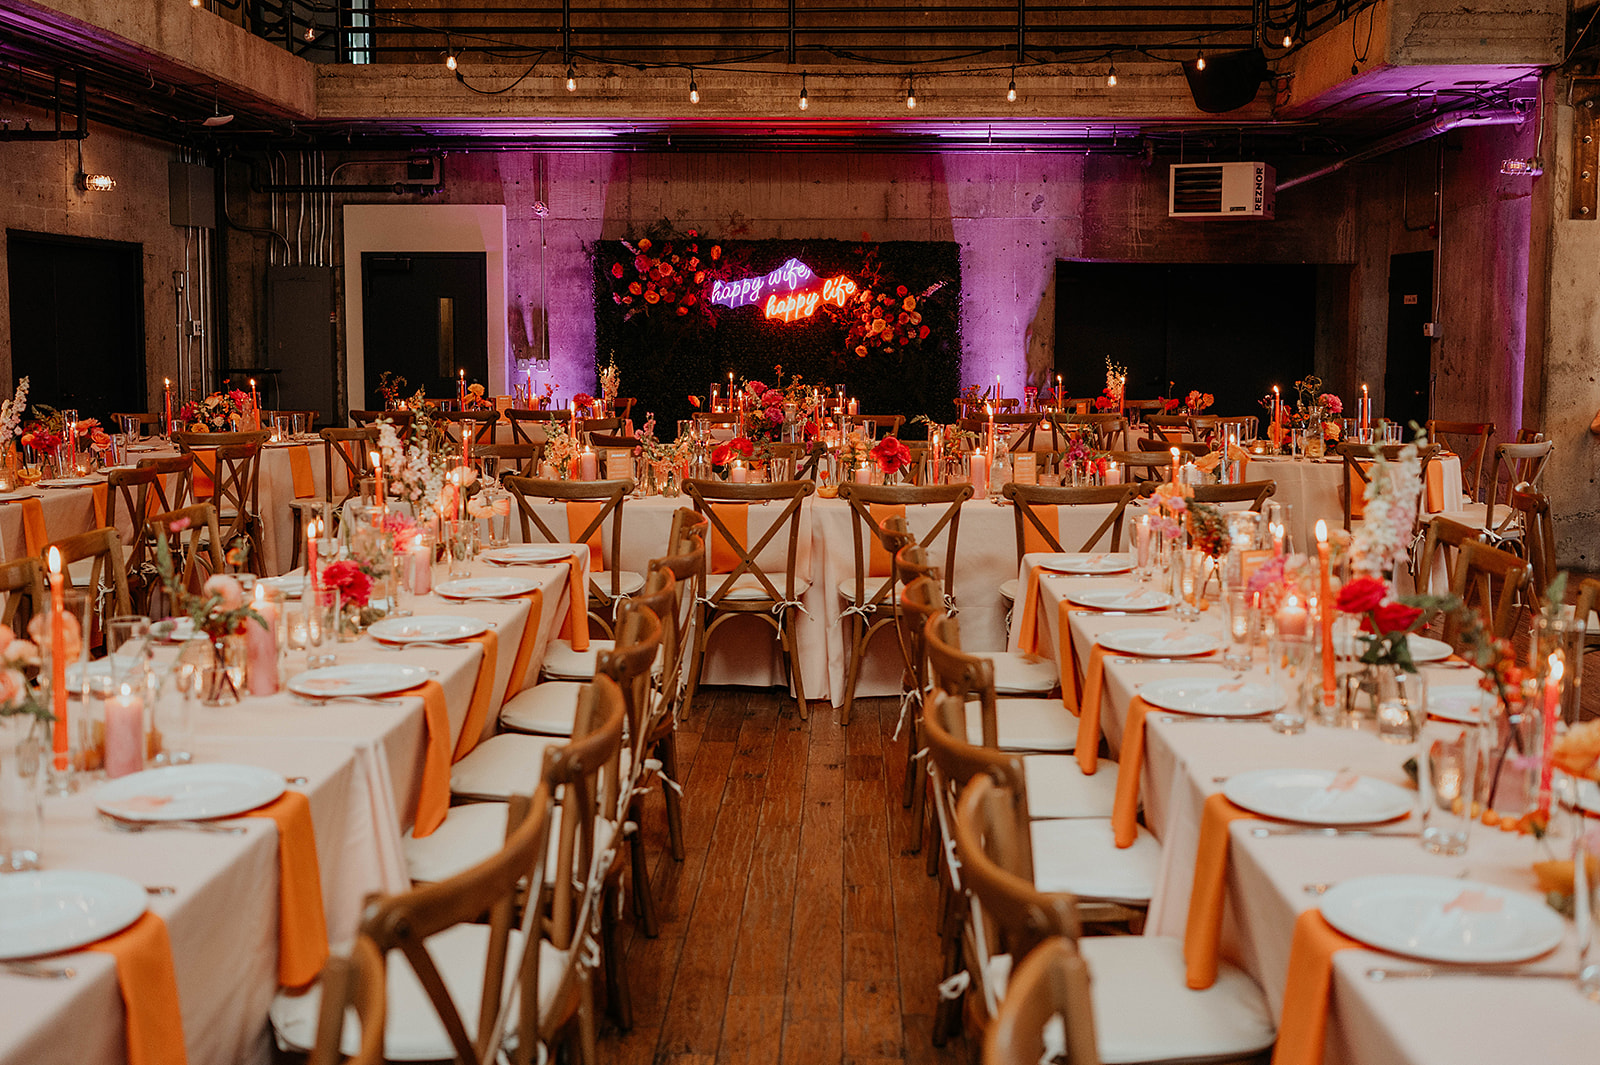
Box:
left=834, top=578, right=896, bottom=607
left=1432, top=506, right=1493, bottom=531
left=709, top=572, right=811, bottom=602
left=984, top=936, right=1274, bottom=1065
left=451, top=733, right=565, bottom=800
left=1020, top=754, right=1118, bottom=818
left=963, top=697, right=1077, bottom=753
left=404, top=801, right=510, bottom=884
left=990, top=652, right=1058, bottom=694
left=540, top=638, right=616, bottom=679
left=1028, top=817, right=1160, bottom=903
left=270, top=924, right=568, bottom=1062
left=498, top=681, right=584, bottom=736
left=590, top=569, right=645, bottom=600
left=998, top=578, right=1019, bottom=603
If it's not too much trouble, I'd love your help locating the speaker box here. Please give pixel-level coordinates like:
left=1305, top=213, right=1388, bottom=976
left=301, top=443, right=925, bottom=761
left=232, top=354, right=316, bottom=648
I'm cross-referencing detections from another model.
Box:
left=1182, top=49, right=1268, bottom=114
left=168, top=161, right=216, bottom=229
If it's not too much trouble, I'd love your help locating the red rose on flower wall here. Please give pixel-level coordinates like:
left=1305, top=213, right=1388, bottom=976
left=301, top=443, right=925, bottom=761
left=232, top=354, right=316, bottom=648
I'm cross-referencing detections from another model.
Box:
left=1336, top=576, right=1387, bottom=615
left=611, top=263, right=625, bottom=279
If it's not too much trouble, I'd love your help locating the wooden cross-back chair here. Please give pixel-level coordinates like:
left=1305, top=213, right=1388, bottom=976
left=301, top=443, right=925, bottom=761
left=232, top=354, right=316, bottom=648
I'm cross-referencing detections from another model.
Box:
left=173, top=431, right=268, bottom=569
left=106, top=466, right=180, bottom=611
left=443, top=409, right=501, bottom=449
left=1063, top=413, right=1128, bottom=451
left=348, top=409, right=409, bottom=437
left=146, top=505, right=225, bottom=612
left=1141, top=414, right=1190, bottom=442
left=681, top=477, right=816, bottom=717
left=640, top=534, right=706, bottom=866
left=1426, top=420, right=1495, bottom=502
left=1510, top=487, right=1556, bottom=612
left=474, top=442, right=544, bottom=481
left=577, top=416, right=623, bottom=437
left=852, top=413, right=907, bottom=439
left=953, top=771, right=1276, bottom=1062
left=1189, top=480, right=1277, bottom=512
left=588, top=433, right=640, bottom=451
left=765, top=442, right=824, bottom=482
left=1103, top=451, right=1172, bottom=484
left=1335, top=441, right=1441, bottom=532
left=1441, top=539, right=1531, bottom=648
left=958, top=413, right=1053, bottom=453
left=135, top=454, right=195, bottom=511
left=1121, top=399, right=1167, bottom=423
left=1136, top=436, right=1208, bottom=458
left=503, top=476, right=638, bottom=634
left=1003, top=483, right=1140, bottom=562
left=321, top=427, right=378, bottom=510
left=1479, top=440, right=1556, bottom=545
left=307, top=935, right=386, bottom=1065
left=982, top=937, right=1100, bottom=1065
left=835, top=481, right=973, bottom=722
left=0, top=557, right=46, bottom=634
left=506, top=409, right=570, bottom=445
left=1416, top=516, right=1482, bottom=599
left=48, top=527, right=131, bottom=640
left=110, top=412, right=161, bottom=434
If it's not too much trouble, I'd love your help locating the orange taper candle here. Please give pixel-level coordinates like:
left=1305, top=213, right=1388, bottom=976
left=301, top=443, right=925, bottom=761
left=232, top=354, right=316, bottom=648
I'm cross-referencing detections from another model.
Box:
left=47, top=547, right=67, bottom=772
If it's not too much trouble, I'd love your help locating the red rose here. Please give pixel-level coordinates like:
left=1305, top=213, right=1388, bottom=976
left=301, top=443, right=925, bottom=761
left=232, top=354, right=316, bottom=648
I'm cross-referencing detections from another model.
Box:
left=1336, top=576, right=1387, bottom=615
left=712, top=441, right=732, bottom=466
left=1371, top=601, right=1423, bottom=635
left=918, top=325, right=929, bottom=338
left=611, top=263, right=625, bottom=279
left=731, top=436, right=755, bottom=458
left=870, top=435, right=912, bottom=475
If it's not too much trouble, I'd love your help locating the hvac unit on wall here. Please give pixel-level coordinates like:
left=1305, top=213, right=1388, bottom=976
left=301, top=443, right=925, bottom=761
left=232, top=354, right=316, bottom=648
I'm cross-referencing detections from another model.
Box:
left=1168, top=162, right=1276, bottom=219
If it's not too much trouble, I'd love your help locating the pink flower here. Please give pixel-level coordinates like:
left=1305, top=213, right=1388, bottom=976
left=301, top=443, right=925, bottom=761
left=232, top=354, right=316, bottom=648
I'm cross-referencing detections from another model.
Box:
left=202, top=575, right=245, bottom=610
left=28, top=611, right=80, bottom=661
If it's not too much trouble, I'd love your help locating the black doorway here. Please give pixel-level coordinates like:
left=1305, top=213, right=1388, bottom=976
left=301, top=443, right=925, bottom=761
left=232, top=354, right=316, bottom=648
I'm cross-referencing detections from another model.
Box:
left=1054, top=261, right=1318, bottom=416
left=361, top=252, right=488, bottom=408
left=1384, top=251, right=1433, bottom=429
left=7, top=230, right=145, bottom=419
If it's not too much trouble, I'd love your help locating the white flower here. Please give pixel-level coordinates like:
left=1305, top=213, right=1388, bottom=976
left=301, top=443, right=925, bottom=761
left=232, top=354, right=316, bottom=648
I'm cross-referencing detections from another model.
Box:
left=1350, top=431, right=1426, bottom=577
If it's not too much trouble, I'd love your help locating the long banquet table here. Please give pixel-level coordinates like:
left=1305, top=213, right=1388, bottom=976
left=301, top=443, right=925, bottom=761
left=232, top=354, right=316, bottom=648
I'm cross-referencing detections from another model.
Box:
left=1017, top=557, right=1600, bottom=1064
left=0, top=552, right=578, bottom=1065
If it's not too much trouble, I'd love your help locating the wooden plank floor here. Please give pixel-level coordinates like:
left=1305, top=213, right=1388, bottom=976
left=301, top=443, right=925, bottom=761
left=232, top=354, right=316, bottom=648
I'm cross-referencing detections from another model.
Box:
left=599, top=688, right=972, bottom=1065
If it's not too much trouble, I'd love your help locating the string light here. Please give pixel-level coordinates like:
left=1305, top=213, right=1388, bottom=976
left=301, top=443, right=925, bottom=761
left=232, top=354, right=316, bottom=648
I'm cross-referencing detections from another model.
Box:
left=688, top=69, right=699, bottom=104
left=1282, top=32, right=1294, bottom=47
left=1007, top=68, right=1017, bottom=102
left=565, top=63, right=576, bottom=92
left=303, top=25, right=316, bottom=42
left=906, top=73, right=916, bottom=109
left=1106, top=64, right=1117, bottom=87
left=799, top=70, right=809, bottom=110
left=189, top=0, right=201, bottom=7
left=444, top=50, right=458, bottom=71
left=1195, top=52, right=1206, bottom=71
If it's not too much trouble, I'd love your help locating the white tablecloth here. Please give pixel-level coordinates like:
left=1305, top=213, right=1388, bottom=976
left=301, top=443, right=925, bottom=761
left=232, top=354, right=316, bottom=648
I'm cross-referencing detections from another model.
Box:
left=1248, top=453, right=1463, bottom=552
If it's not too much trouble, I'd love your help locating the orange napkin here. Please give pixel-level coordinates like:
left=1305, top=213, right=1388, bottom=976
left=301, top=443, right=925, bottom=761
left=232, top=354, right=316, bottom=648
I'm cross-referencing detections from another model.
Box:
left=288, top=446, right=316, bottom=499
left=84, top=912, right=189, bottom=1065
left=1111, top=695, right=1155, bottom=847
left=1270, top=909, right=1364, bottom=1065
left=1075, top=645, right=1109, bottom=774
left=1424, top=459, right=1446, bottom=513
left=190, top=448, right=216, bottom=500
left=244, top=790, right=329, bottom=988
left=450, top=629, right=500, bottom=761
left=1057, top=598, right=1087, bottom=713
left=555, top=553, right=589, bottom=652
left=1015, top=562, right=1047, bottom=653
left=504, top=588, right=547, bottom=698
left=708, top=502, right=749, bottom=575
left=1021, top=505, right=1061, bottom=556
left=867, top=503, right=905, bottom=577
left=92, top=483, right=107, bottom=527
left=1184, top=793, right=1261, bottom=988
left=396, top=678, right=452, bottom=838
left=565, top=500, right=605, bottom=571
left=20, top=496, right=47, bottom=556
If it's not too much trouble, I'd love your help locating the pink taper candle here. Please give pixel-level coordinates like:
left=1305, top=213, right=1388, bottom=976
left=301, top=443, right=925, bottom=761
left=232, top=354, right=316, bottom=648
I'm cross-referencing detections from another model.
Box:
left=1316, top=520, right=1336, bottom=708
left=48, top=547, right=66, bottom=772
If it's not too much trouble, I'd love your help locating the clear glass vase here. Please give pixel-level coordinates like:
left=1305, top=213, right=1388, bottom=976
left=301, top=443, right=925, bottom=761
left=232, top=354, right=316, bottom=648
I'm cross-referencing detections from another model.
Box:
left=0, top=714, right=45, bottom=870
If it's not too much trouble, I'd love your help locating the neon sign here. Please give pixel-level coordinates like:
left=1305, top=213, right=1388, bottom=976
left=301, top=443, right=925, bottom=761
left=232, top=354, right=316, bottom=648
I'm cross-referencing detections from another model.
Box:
left=708, top=256, right=859, bottom=323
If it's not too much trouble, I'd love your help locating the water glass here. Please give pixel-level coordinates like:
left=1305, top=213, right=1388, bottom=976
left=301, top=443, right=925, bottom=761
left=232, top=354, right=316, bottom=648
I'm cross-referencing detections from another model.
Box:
left=445, top=519, right=476, bottom=578
left=290, top=413, right=308, bottom=437
left=158, top=652, right=201, bottom=766
left=1224, top=590, right=1254, bottom=668
left=106, top=615, right=152, bottom=678
left=273, top=415, right=292, bottom=442
left=1418, top=722, right=1482, bottom=856
left=1375, top=669, right=1427, bottom=744
left=0, top=716, right=44, bottom=870
left=1172, top=549, right=1202, bottom=622
left=1267, top=633, right=1313, bottom=734
left=119, top=414, right=143, bottom=439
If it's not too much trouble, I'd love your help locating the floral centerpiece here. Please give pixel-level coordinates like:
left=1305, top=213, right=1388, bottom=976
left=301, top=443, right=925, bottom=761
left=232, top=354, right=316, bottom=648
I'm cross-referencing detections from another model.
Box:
left=711, top=435, right=756, bottom=473
left=870, top=435, right=913, bottom=481
left=1185, top=500, right=1229, bottom=558
left=541, top=418, right=580, bottom=479
left=1183, top=390, right=1215, bottom=416
left=179, top=390, right=255, bottom=432
left=638, top=414, right=689, bottom=495
left=0, top=377, right=29, bottom=459
left=1349, top=430, right=1426, bottom=578
left=377, top=372, right=408, bottom=410
left=1089, top=357, right=1128, bottom=413
left=1334, top=575, right=1437, bottom=670
left=464, top=383, right=492, bottom=411
left=152, top=517, right=266, bottom=704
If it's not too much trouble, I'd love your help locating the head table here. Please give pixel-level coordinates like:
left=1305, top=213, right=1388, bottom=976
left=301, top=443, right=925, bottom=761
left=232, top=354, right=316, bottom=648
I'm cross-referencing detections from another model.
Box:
left=1018, top=556, right=1600, bottom=1064
left=0, top=553, right=577, bottom=1065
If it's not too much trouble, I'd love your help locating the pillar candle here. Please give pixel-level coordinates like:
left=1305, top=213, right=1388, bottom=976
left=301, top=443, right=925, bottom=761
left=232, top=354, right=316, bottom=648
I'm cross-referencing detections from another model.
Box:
left=247, top=584, right=281, bottom=696
left=411, top=544, right=433, bottom=596
left=1105, top=461, right=1122, bottom=486
left=104, top=684, right=145, bottom=779
left=48, top=548, right=66, bottom=772
left=370, top=450, right=385, bottom=512
left=1316, top=520, right=1335, bottom=708
left=578, top=447, right=598, bottom=481
left=730, top=460, right=748, bottom=483
left=1274, top=593, right=1308, bottom=637
left=969, top=451, right=988, bottom=500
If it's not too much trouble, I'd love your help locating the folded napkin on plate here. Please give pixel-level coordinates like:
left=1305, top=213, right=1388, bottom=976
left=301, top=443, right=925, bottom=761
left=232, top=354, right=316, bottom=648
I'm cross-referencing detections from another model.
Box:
left=1110, top=695, right=1156, bottom=846
left=450, top=629, right=500, bottom=761
left=1270, top=909, right=1364, bottom=1065
left=84, top=911, right=189, bottom=1065
left=1184, top=792, right=1261, bottom=989
left=396, top=679, right=452, bottom=837
left=244, top=790, right=329, bottom=987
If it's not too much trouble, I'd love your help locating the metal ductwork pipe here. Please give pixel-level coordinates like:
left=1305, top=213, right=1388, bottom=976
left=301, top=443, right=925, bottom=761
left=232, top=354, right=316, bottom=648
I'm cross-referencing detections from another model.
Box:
left=1278, top=109, right=1523, bottom=190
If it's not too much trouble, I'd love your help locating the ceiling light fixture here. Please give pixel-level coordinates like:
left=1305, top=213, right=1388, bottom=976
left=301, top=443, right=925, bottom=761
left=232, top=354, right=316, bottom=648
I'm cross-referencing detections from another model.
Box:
left=906, top=73, right=916, bottom=109
left=689, top=69, right=699, bottom=104
left=1106, top=64, right=1117, bottom=87
left=565, top=63, right=576, bottom=92
left=799, top=71, right=809, bottom=110
left=1195, top=52, right=1206, bottom=71
left=1007, top=68, right=1017, bottom=103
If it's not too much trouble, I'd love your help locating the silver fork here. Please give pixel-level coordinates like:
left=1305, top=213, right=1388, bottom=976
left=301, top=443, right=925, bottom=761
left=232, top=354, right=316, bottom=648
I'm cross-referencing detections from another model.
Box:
left=101, top=815, right=245, bottom=836
left=1, top=961, right=75, bottom=979
left=291, top=694, right=404, bottom=707
left=372, top=641, right=466, bottom=652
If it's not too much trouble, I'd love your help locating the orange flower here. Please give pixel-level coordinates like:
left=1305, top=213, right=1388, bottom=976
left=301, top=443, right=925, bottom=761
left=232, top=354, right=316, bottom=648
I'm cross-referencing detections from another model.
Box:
left=903, top=296, right=917, bottom=311
left=710, top=245, right=721, bottom=260
left=855, top=345, right=868, bottom=357
left=629, top=281, right=642, bottom=295
left=644, top=290, right=660, bottom=304
left=638, top=238, right=652, bottom=252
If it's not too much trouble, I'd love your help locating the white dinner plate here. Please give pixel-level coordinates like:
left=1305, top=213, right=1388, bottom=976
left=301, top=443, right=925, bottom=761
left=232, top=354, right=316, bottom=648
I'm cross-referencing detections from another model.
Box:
left=152, top=617, right=196, bottom=643
left=1320, top=875, right=1566, bottom=965
left=368, top=614, right=488, bottom=644
left=1335, top=632, right=1454, bottom=664
left=480, top=545, right=575, bottom=565
left=95, top=763, right=285, bottom=822
left=1578, top=779, right=1600, bottom=817
left=65, top=652, right=144, bottom=690
left=37, top=477, right=99, bottom=488
left=258, top=573, right=307, bottom=599
left=1067, top=588, right=1175, bottom=612
left=434, top=576, right=541, bottom=600
left=1137, top=677, right=1285, bottom=716
left=289, top=662, right=432, bottom=699
left=1224, top=767, right=1414, bottom=825
left=0, top=871, right=148, bottom=960
left=1428, top=684, right=1488, bottom=725
left=1037, top=553, right=1134, bottom=575
left=1095, top=627, right=1223, bottom=658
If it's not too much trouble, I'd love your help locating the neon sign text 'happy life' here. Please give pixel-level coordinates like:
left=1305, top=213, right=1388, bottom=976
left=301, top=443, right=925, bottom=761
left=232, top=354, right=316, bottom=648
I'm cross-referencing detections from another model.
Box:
left=708, top=257, right=859, bottom=323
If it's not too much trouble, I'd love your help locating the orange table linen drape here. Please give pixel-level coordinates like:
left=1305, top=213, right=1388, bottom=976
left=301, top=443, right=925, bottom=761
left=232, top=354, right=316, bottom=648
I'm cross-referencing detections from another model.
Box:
left=708, top=502, right=749, bottom=575
left=867, top=503, right=906, bottom=577
left=396, top=679, right=452, bottom=838
left=450, top=629, right=501, bottom=762
left=20, top=497, right=47, bottom=556
left=243, top=790, right=329, bottom=988
left=190, top=448, right=216, bottom=499
left=1074, top=645, right=1110, bottom=774
left=1269, top=910, right=1365, bottom=1065
left=564, top=500, right=606, bottom=571
left=83, top=912, right=189, bottom=1065
left=1110, top=695, right=1155, bottom=847
left=553, top=554, right=589, bottom=652
left=1424, top=455, right=1449, bottom=513
left=92, top=483, right=107, bottom=527
left=1183, top=792, right=1261, bottom=989
left=288, top=446, right=316, bottom=499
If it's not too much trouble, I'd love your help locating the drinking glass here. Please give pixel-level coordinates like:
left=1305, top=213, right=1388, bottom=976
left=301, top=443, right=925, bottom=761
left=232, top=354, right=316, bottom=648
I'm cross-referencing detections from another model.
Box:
left=290, top=413, right=307, bottom=437
left=1172, top=548, right=1202, bottom=622
left=159, top=648, right=201, bottom=765
left=1375, top=669, right=1427, bottom=745
left=445, top=519, right=476, bottom=578
left=273, top=415, right=292, bottom=442
left=119, top=414, right=143, bottom=439
left=1267, top=633, right=1313, bottom=734
left=0, top=715, right=44, bottom=870
left=1418, top=721, right=1481, bottom=856
left=1224, top=590, right=1254, bottom=668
